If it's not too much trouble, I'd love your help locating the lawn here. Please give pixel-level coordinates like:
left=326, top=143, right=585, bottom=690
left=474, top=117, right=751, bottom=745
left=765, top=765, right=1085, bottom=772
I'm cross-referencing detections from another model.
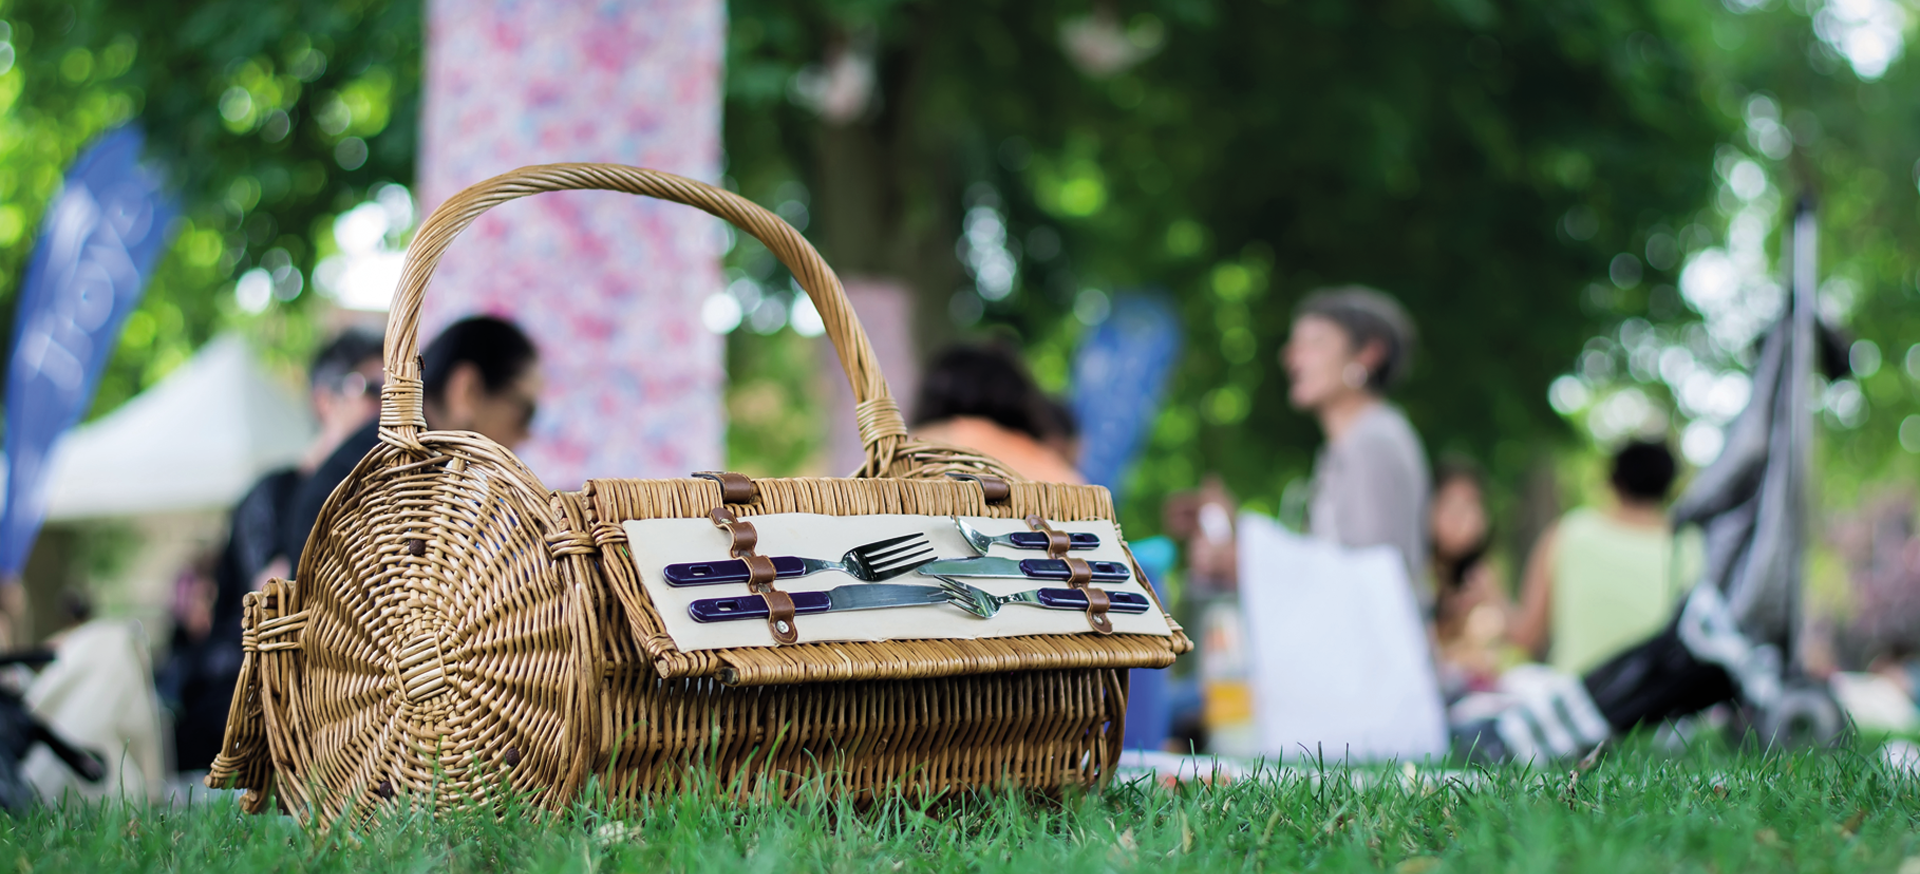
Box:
left=1, top=744, right=1915, bottom=873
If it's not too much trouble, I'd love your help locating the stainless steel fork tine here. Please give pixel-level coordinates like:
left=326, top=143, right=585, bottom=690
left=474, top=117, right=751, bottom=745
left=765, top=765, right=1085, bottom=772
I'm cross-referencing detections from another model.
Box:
left=941, top=591, right=989, bottom=618
left=938, top=577, right=981, bottom=602
left=870, top=546, right=934, bottom=567
left=931, top=575, right=995, bottom=618
left=849, top=533, right=923, bottom=554
left=853, top=535, right=931, bottom=559
left=868, top=551, right=937, bottom=577
left=860, top=536, right=927, bottom=556
left=858, top=544, right=932, bottom=566
left=867, top=555, right=929, bottom=575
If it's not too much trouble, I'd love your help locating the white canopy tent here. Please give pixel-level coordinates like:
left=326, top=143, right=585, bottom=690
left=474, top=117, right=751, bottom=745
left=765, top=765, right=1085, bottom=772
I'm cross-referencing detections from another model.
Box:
left=37, top=335, right=314, bottom=520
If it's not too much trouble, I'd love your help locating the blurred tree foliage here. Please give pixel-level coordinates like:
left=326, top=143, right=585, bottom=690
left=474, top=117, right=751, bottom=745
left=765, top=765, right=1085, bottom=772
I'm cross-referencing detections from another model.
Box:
left=724, top=321, right=827, bottom=477
left=0, top=0, right=417, bottom=415
left=1670, top=3, right=1920, bottom=505
left=0, top=0, right=1912, bottom=544
left=725, top=0, right=1732, bottom=533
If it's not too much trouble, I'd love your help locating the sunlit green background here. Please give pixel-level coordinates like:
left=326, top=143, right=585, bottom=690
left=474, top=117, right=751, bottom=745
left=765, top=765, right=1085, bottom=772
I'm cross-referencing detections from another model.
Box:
left=0, top=0, right=1915, bottom=601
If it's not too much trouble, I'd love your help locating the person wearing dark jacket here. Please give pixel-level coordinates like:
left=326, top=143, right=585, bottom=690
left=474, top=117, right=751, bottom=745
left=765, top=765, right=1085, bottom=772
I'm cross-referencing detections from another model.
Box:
left=163, top=329, right=384, bottom=772
left=281, top=316, right=542, bottom=570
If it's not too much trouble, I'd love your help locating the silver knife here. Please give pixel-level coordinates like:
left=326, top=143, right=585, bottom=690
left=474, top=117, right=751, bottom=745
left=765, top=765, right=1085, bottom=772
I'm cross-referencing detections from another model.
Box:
left=688, top=583, right=955, bottom=622
left=916, top=556, right=1133, bottom=583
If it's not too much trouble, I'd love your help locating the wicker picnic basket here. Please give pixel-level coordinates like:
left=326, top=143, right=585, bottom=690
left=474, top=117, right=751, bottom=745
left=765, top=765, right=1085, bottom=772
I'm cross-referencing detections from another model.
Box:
left=206, top=163, right=1190, bottom=822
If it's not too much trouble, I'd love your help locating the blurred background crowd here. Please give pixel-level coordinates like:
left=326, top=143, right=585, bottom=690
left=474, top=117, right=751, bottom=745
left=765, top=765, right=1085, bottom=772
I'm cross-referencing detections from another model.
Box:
left=0, top=0, right=1913, bottom=797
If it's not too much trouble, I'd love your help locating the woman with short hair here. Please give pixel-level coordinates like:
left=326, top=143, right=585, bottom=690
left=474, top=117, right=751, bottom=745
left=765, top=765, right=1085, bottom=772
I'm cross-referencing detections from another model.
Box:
left=1282, top=286, right=1431, bottom=600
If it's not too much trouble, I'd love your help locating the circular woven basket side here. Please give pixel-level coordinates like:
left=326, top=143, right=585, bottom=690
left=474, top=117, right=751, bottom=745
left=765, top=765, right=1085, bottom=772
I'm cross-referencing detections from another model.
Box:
left=287, top=433, right=582, bottom=821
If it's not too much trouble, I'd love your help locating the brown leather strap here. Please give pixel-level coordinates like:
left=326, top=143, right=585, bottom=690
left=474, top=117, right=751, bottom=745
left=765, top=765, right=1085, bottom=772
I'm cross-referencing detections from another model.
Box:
left=1026, top=515, right=1073, bottom=559
left=1082, top=588, right=1114, bottom=635
left=1047, top=543, right=1109, bottom=632
left=695, top=470, right=759, bottom=505
left=1024, top=515, right=1109, bottom=628
left=708, top=504, right=797, bottom=644
left=948, top=472, right=1011, bottom=505
left=708, top=507, right=759, bottom=557
left=763, top=590, right=799, bottom=644
left=742, top=554, right=778, bottom=592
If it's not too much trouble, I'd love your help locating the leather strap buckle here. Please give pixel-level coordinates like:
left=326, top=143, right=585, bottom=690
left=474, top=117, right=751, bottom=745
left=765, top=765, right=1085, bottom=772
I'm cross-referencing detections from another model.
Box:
left=694, top=471, right=759, bottom=505
left=947, top=472, right=1012, bottom=505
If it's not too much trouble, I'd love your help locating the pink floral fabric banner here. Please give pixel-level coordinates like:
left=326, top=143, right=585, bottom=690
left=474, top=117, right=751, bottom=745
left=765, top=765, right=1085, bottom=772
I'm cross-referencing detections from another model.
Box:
left=420, top=0, right=725, bottom=488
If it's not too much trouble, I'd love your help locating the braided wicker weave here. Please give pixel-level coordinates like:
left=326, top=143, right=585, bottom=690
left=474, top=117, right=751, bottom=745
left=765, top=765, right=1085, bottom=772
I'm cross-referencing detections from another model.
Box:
left=207, top=164, right=1191, bottom=821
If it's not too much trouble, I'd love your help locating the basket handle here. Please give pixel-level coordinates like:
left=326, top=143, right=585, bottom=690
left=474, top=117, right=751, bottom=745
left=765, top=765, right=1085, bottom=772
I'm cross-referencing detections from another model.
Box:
left=378, top=163, right=909, bottom=469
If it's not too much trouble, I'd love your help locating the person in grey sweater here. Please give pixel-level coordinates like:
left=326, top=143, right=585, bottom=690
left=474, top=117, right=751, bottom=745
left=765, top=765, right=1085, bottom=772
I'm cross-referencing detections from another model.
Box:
left=1282, top=287, right=1431, bottom=605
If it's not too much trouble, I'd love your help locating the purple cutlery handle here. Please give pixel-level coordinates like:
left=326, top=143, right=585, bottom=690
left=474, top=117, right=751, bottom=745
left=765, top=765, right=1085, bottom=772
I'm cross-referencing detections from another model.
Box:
left=1004, top=531, right=1101, bottom=550
left=688, top=590, right=833, bottom=622
left=664, top=555, right=807, bottom=586
left=1016, top=559, right=1132, bottom=582
left=1034, top=588, right=1151, bottom=613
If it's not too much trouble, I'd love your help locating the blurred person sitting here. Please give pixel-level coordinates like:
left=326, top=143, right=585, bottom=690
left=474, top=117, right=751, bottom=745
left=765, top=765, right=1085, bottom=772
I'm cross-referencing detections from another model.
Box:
left=154, top=550, right=214, bottom=719
left=161, top=550, right=218, bottom=664
left=1510, top=440, right=1705, bottom=675
left=283, top=316, right=542, bottom=570
left=1283, top=287, right=1430, bottom=597
left=910, top=344, right=1082, bottom=483
left=1038, top=395, right=1082, bottom=474
left=1427, top=458, right=1515, bottom=695
left=162, top=330, right=383, bottom=773
left=23, top=587, right=166, bottom=803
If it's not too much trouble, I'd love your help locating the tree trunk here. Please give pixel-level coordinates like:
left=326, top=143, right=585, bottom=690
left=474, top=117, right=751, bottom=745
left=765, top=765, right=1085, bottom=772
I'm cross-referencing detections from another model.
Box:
left=808, top=20, right=962, bottom=365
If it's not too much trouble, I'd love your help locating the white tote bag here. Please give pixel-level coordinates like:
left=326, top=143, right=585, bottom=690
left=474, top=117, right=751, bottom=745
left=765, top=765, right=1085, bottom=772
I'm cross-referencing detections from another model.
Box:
left=1235, top=512, right=1447, bottom=762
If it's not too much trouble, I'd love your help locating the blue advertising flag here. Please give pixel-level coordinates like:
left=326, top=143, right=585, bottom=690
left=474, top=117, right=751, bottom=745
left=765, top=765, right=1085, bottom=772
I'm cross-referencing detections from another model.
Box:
left=0, top=126, right=177, bottom=576
left=1069, top=292, right=1182, bottom=500
left=1069, top=292, right=1183, bottom=752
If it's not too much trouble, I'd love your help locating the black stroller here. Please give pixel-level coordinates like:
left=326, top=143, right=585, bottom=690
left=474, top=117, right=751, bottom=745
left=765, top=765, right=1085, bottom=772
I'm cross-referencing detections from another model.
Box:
left=1468, top=204, right=1847, bottom=760
left=0, top=649, right=107, bottom=810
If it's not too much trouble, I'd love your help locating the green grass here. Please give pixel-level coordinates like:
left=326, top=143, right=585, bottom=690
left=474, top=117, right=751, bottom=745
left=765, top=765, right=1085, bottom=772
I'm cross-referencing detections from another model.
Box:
left=2, top=744, right=1916, bottom=872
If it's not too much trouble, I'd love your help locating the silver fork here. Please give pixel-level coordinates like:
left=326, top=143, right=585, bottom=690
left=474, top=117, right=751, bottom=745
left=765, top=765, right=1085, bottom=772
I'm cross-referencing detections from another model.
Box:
left=807, top=533, right=940, bottom=581
left=930, top=575, right=1151, bottom=618
left=934, top=576, right=1022, bottom=618
left=662, top=533, right=939, bottom=586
